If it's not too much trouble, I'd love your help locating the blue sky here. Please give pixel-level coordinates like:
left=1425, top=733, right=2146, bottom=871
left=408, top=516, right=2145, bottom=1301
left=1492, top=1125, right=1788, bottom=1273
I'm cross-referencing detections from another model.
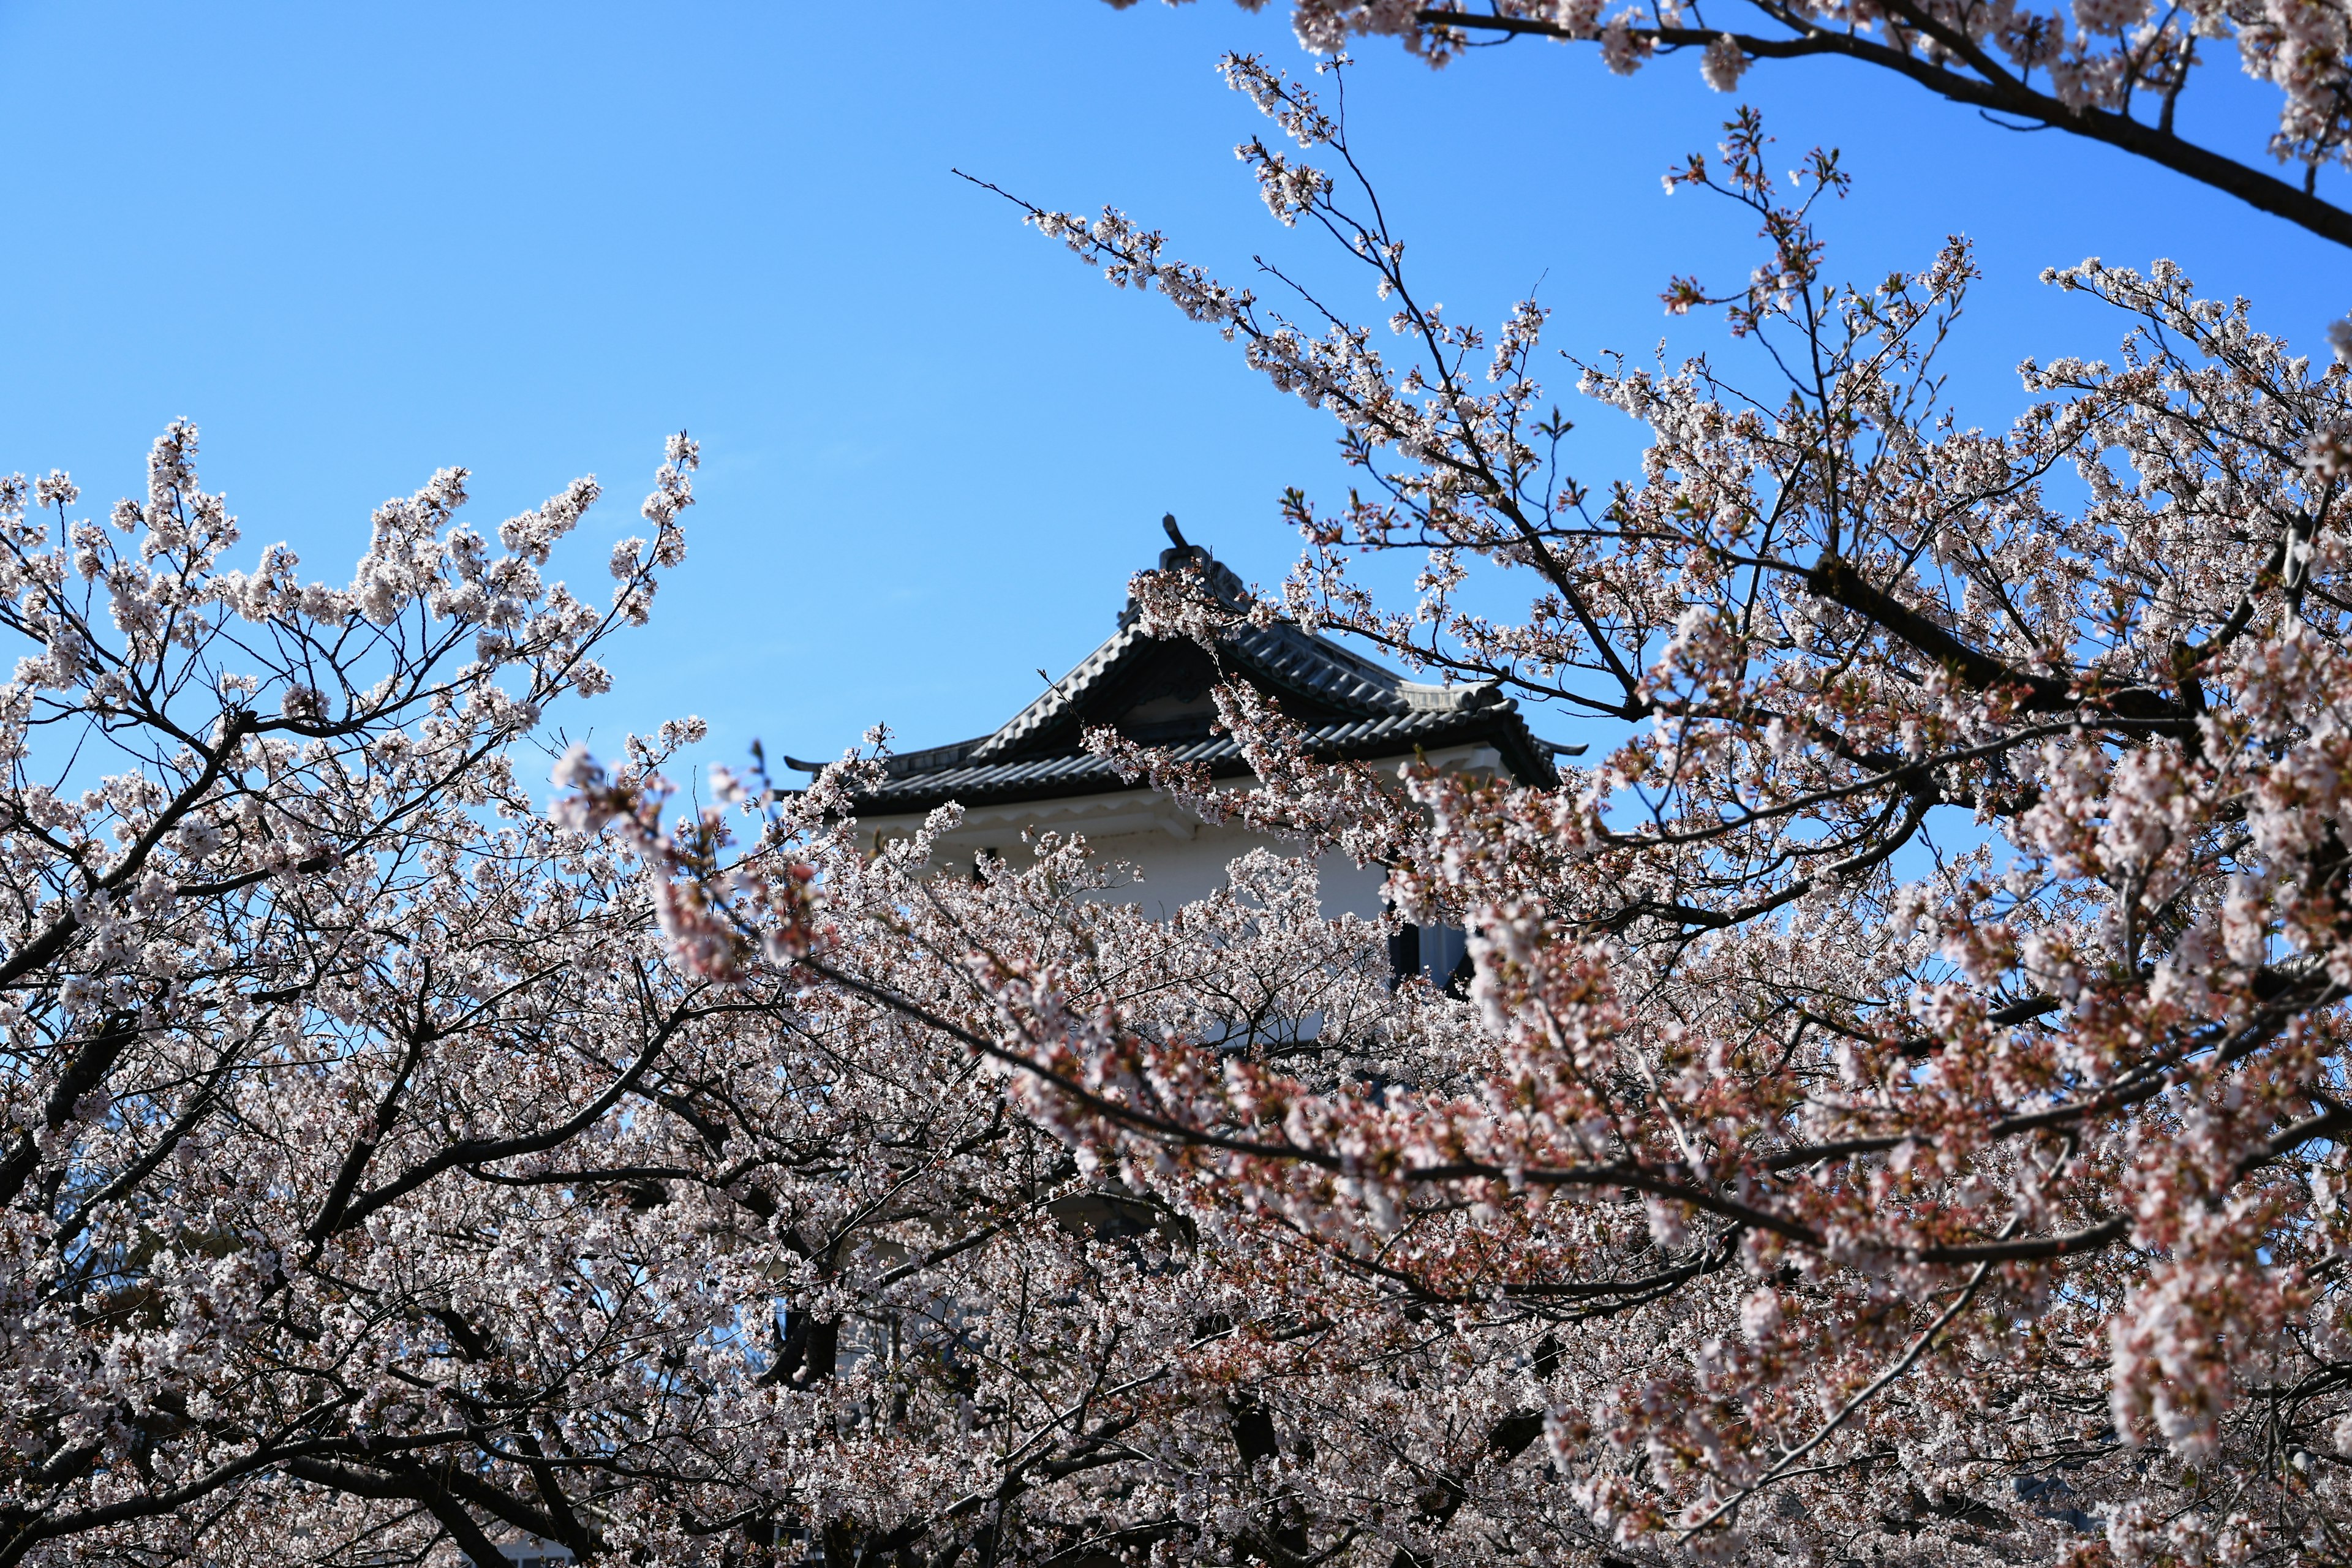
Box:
left=0, top=1, right=2338, bottom=775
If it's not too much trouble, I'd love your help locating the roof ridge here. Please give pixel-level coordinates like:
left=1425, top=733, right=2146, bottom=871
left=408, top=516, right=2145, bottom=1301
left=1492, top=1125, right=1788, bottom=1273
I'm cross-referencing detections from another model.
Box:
left=902, top=543, right=1514, bottom=775
left=967, top=620, right=1146, bottom=762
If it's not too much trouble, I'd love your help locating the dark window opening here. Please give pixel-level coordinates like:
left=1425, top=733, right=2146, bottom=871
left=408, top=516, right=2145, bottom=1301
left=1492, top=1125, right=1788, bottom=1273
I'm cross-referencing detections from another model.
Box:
left=1389, top=922, right=1469, bottom=993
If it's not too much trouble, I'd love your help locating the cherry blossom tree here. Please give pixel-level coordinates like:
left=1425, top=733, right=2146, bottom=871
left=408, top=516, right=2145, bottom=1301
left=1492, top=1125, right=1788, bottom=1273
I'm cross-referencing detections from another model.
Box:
left=562, top=53, right=2352, bottom=1567
left=0, top=426, right=805, bottom=1566
left=1114, top=0, right=2352, bottom=253
left=37, top=18, right=2352, bottom=1568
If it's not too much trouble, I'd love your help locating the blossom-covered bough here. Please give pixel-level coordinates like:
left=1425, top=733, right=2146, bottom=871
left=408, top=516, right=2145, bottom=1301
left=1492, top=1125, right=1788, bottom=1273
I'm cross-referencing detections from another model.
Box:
left=581, top=59, right=2352, bottom=1566
left=1125, top=0, right=2352, bottom=255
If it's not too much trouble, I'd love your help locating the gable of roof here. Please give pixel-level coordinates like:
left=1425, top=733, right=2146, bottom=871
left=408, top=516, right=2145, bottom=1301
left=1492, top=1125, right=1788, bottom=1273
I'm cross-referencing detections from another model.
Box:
left=848, top=545, right=1558, bottom=816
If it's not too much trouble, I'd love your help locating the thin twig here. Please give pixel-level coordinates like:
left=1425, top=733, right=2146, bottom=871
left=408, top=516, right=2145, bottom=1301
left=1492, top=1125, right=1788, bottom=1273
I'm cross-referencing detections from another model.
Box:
left=1678, top=1244, right=2003, bottom=1540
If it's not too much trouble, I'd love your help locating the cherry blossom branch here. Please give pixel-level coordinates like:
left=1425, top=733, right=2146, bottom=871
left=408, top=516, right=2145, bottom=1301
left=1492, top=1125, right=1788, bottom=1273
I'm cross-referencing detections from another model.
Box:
left=1410, top=5, right=2352, bottom=248
left=1674, top=1243, right=2003, bottom=1539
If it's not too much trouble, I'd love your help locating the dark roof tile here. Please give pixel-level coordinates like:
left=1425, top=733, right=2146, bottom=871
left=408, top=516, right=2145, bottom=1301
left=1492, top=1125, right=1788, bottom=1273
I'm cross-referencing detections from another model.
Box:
left=845, top=545, right=1558, bottom=816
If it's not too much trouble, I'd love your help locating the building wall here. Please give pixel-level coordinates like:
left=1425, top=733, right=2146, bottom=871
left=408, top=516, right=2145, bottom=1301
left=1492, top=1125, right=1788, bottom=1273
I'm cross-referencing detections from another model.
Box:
left=859, top=741, right=1507, bottom=921
left=863, top=788, right=1384, bottom=916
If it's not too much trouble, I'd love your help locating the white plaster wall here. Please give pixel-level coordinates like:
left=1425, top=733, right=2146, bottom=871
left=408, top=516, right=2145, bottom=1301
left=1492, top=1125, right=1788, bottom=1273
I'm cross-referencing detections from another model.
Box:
left=858, top=742, right=1505, bottom=921
left=861, top=792, right=1387, bottom=918
left=1079, top=820, right=1384, bottom=919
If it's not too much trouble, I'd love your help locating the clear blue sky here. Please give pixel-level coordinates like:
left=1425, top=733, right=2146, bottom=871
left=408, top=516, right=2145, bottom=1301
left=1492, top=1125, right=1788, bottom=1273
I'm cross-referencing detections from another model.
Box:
left=0, top=2, right=2337, bottom=773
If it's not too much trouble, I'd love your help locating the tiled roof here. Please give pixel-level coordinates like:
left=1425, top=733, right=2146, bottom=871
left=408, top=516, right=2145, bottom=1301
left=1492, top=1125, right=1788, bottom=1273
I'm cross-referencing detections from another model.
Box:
left=857, top=707, right=1546, bottom=814
left=844, top=544, right=1557, bottom=817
